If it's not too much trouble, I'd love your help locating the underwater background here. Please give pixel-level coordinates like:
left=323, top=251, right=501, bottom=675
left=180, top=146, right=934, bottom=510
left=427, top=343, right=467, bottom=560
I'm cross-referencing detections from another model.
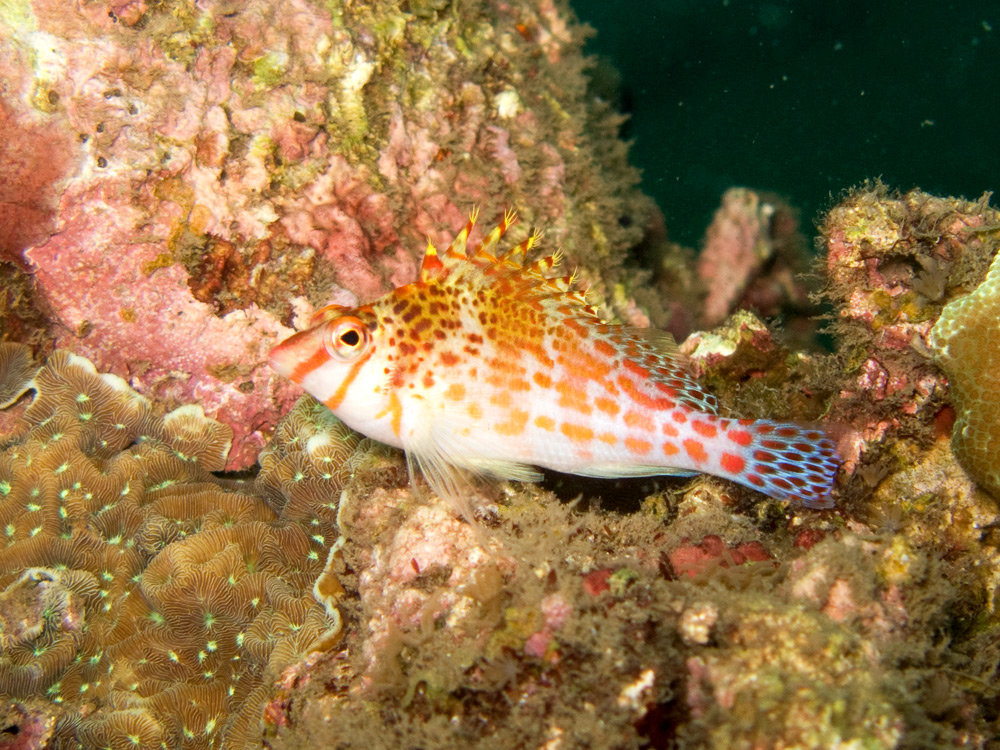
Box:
left=2, top=0, right=1000, bottom=747
left=574, top=0, right=1000, bottom=245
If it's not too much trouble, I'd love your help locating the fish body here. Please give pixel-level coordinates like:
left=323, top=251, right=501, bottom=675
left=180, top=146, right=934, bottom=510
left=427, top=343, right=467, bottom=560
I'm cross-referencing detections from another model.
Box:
left=270, top=210, right=840, bottom=509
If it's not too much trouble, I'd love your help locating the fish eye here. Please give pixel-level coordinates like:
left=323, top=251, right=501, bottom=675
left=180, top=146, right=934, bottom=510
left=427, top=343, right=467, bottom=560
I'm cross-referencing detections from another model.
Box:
left=324, top=316, right=370, bottom=361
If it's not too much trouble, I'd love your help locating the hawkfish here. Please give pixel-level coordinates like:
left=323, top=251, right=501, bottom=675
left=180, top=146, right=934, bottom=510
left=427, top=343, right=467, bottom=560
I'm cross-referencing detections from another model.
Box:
left=269, top=209, right=840, bottom=514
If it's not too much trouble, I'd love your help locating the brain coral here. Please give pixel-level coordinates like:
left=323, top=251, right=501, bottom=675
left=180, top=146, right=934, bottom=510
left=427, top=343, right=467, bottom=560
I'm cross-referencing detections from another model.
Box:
left=930, top=248, right=1000, bottom=496
left=0, top=344, right=359, bottom=748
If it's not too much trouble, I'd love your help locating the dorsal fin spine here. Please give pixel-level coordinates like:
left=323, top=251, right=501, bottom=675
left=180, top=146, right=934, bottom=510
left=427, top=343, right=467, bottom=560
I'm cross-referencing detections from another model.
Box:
left=445, top=208, right=479, bottom=261
left=420, top=240, right=446, bottom=281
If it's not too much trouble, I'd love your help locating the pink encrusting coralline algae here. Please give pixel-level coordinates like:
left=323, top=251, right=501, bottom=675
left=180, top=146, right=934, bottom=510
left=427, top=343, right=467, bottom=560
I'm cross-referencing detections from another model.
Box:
left=270, top=210, right=841, bottom=510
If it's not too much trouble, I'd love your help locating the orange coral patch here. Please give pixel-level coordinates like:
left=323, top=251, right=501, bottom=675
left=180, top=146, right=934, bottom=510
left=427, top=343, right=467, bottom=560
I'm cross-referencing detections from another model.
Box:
left=720, top=453, right=746, bottom=474
left=683, top=438, right=708, bottom=464
left=560, top=423, right=594, bottom=443
left=625, top=437, right=652, bottom=455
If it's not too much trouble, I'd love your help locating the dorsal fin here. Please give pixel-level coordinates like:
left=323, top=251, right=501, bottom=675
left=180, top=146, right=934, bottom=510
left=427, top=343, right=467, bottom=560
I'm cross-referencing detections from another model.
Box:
left=419, top=240, right=447, bottom=282
left=420, top=208, right=605, bottom=325
left=596, top=325, right=720, bottom=414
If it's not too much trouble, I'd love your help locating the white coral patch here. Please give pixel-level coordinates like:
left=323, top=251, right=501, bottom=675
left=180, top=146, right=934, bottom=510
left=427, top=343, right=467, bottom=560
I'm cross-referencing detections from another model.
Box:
left=494, top=88, right=523, bottom=119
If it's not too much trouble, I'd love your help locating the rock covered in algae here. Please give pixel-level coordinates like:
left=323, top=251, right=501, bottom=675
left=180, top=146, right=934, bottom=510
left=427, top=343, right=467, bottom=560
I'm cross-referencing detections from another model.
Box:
left=0, top=344, right=364, bottom=748
left=1, top=0, right=649, bottom=469
left=820, top=184, right=1000, bottom=495
left=696, top=187, right=812, bottom=330
left=929, top=248, right=1000, bottom=496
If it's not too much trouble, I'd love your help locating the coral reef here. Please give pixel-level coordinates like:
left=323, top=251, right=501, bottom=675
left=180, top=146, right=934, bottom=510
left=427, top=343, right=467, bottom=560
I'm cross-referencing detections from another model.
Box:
left=3, top=0, right=1000, bottom=737
left=0, top=346, right=351, bottom=748
left=5, top=184, right=1000, bottom=747
left=820, top=184, right=1000, bottom=497
left=929, top=248, right=1000, bottom=496
left=696, top=187, right=812, bottom=330
left=262, top=445, right=1000, bottom=748
left=253, top=188, right=1000, bottom=748
left=1, top=0, right=649, bottom=468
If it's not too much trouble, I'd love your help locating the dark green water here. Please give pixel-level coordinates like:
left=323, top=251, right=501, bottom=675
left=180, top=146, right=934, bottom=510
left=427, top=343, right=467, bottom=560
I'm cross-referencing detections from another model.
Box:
left=573, top=0, right=1000, bottom=245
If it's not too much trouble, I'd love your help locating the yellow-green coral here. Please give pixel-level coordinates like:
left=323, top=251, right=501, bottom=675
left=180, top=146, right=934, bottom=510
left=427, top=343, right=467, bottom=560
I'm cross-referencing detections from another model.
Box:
left=930, top=250, right=1000, bottom=496
left=0, top=346, right=360, bottom=748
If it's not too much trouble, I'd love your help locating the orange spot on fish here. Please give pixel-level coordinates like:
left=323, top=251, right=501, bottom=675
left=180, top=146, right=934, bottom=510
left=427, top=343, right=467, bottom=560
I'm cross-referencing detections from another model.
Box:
left=616, top=376, right=673, bottom=411
left=663, top=441, right=680, bottom=456
left=496, top=409, right=529, bottom=436
left=490, top=391, right=512, bottom=408
left=624, top=411, right=654, bottom=431
left=594, top=339, right=616, bottom=358
left=508, top=377, right=531, bottom=392
left=444, top=383, right=465, bottom=401
left=683, top=439, right=708, bottom=463
left=625, top=437, right=652, bottom=455
left=564, top=319, right=590, bottom=338
left=533, top=371, right=552, bottom=388
left=720, top=453, right=746, bottom=474
left=560, top=423, right=594, bottom=443
left=535, top=415, right=556, bottom=431
left=556, top=381, right=592, bottom=414
left=662, top=422, right=679, bottom=438
left=622, top=359, right=648, bottom=380
left=439, top=351, right=460, bottom=367
left=389, top=392, right=402, bottom=437
left=595, top=396, right=620, bottom=416
left=598, top=432, right=617, bottom=445
left=728, top=429, right=753, bottom=446
left=692, top=421, right=718, bottom=439
left=556, top=349, right=613, bottom=380
left=671, top=411, right=688, bottom=424
left=467, top=403, right=483, bottom=420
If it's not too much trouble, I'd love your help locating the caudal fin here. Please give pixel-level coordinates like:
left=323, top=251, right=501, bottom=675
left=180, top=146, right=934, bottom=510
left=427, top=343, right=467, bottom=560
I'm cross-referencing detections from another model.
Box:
left=728, top=420, right=841, bottom=508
